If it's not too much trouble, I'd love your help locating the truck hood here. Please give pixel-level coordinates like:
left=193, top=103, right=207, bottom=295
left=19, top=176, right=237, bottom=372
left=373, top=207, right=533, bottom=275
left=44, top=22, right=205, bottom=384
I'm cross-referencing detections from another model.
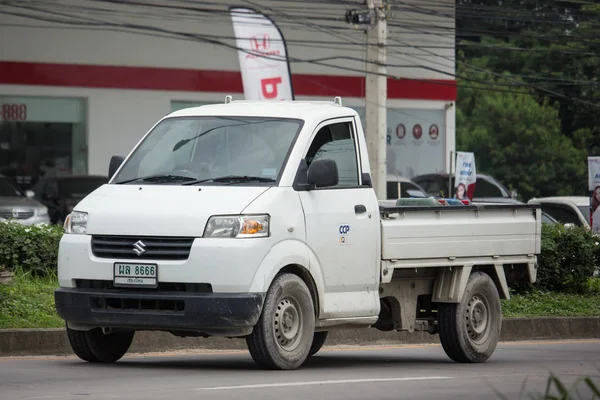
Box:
left=76, top=184, right=270, bottom=236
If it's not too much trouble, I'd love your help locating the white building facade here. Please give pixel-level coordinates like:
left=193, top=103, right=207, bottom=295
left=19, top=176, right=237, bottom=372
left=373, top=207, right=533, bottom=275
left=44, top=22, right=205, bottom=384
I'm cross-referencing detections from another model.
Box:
left=0, top=0, right=456, bottom=188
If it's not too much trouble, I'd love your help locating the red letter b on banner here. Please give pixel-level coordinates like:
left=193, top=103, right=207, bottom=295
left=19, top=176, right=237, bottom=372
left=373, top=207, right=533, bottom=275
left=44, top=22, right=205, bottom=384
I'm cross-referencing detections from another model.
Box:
left=261, top=77, right=283, bottom=99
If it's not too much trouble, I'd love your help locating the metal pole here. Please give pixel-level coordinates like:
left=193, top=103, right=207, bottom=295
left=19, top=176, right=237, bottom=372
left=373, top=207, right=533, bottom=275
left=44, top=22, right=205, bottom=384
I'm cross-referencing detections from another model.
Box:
left=365, top=0, right=387, bottom=199
left=448, top=150, right=453, bottom=198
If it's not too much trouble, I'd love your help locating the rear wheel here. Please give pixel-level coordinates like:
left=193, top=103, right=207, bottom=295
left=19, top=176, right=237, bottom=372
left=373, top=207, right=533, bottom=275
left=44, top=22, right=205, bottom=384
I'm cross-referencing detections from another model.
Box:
left=246, top=273, right=315, bottom=370
left=308, top=331, right=329, bottom=357
left=437, top=272, right=502, bottom=363
left=66, top=326, right=134, bottom=363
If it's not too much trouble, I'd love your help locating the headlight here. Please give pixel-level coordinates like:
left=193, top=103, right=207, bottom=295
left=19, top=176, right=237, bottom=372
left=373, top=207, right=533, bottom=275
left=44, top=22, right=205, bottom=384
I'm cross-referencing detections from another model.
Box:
left=204, top=215, right=269, bottom=238
left=37, top=207, right=48, bottom=217
left=64, top=211, right=88, bottom=234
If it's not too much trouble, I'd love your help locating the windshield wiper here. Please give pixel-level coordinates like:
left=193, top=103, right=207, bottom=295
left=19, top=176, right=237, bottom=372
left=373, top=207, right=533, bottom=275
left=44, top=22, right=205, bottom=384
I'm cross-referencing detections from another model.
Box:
left=182, top=175, right=276, bottom=185
left=114, top=174, right=196, bottom=184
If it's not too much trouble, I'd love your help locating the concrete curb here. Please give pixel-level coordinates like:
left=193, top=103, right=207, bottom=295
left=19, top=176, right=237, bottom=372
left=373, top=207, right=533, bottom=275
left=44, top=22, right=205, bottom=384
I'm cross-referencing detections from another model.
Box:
left=1, top=317, right=599, bottom=357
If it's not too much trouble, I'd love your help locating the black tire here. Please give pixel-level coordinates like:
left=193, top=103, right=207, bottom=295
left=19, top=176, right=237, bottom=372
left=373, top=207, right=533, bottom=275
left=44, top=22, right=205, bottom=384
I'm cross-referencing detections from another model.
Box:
left=246, top=273, right=315, bottom=370
left=437, top=271, right=502, bottom=363
left=308, top=331, right=329, bottom=357
left=66, top=326, right=134, bottom=363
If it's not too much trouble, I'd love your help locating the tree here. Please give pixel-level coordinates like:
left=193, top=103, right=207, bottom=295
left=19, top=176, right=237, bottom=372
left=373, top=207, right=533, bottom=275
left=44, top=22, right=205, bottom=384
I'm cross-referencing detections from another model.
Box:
left=456, top=1, right=600, bottom=159
left=456, top=63, right=587, bottom=201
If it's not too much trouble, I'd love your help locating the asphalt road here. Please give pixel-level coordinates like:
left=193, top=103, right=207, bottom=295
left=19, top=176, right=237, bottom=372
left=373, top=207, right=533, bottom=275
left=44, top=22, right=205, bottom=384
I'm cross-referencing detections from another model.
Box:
left=1, top=340, right=599, bottom=400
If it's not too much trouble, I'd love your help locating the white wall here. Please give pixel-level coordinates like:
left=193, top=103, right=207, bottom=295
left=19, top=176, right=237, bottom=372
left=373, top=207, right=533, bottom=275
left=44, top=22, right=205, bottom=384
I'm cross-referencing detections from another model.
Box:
left=0, top=0, right=454, bottom=79
left=0, top=0, right=455, bottom=177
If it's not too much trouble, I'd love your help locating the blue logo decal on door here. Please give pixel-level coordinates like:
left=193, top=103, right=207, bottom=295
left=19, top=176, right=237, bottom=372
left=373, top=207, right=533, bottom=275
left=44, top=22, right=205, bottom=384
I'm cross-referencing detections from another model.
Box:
left=339, top=224, right=350, bottom=245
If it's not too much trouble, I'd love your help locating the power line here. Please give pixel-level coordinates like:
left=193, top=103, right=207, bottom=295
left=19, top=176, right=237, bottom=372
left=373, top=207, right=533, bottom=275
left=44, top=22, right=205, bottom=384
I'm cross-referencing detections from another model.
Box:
left=3, top=0, right=600, bottom=102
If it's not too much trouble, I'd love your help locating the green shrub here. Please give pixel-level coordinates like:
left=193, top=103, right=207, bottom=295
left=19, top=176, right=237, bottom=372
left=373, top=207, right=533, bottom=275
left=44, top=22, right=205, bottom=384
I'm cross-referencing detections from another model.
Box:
left=588, top=277, right=600, bottom=295
left=533, top=223, right=598, bottom=294
left=0, top=221, right=63, bottom=276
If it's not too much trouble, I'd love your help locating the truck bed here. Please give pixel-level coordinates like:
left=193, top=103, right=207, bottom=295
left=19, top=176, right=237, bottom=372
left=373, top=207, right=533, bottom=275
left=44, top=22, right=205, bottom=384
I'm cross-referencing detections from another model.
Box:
left=379, top=203, right=541, bottom=263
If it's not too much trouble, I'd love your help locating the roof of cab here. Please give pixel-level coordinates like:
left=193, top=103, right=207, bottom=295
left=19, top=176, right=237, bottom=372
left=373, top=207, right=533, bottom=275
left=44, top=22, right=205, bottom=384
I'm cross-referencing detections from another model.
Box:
left=166, top=99, right=359, bottom=121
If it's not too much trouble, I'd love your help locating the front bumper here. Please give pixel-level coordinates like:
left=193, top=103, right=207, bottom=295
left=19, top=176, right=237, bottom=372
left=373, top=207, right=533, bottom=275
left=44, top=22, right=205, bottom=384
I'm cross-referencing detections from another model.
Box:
left=55, top=287, right=264, bottom=336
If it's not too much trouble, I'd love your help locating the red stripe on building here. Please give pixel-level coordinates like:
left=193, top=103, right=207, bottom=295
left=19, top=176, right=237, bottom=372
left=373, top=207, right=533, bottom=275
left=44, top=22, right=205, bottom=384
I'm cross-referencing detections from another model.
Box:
left=0, top=61, right=457, bottom=101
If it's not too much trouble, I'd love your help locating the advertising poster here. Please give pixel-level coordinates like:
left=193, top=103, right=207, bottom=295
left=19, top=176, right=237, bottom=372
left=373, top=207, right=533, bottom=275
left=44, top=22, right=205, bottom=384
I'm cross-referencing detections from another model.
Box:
left=454, top=151, right=476, bottom=200
left=588, top=156, right=600, bottom=233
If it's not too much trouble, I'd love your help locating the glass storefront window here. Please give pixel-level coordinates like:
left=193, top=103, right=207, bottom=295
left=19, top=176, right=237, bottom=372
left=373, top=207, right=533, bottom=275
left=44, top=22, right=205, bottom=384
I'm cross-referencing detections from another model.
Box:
left=0, top=96, right=87, bottom=190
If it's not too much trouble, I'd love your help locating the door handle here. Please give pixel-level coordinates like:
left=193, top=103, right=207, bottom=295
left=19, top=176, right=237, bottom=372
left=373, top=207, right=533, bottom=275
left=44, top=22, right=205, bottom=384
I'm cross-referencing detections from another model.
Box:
left=354, top=204, right=367, bottom=214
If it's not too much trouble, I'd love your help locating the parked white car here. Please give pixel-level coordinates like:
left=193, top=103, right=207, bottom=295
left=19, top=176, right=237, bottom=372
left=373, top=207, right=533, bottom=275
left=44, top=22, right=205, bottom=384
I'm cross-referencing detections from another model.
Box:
left=55, top=98, right=541, bottom=370
left=0, top=174, right=50, bottom=226
left=527, top=196, right=590, bottom=229
left=386, top=175, right=428, bottom=199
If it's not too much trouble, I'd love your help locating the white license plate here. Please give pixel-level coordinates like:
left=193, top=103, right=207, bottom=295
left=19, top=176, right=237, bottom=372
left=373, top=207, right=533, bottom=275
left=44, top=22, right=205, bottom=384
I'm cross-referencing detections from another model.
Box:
left=113, top=263, right=158, bottom=287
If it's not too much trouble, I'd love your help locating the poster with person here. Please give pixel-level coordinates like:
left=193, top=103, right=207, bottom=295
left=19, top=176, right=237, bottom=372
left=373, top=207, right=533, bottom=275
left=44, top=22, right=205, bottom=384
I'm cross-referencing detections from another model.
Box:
left=454, top=151, right=476, bottom=200
left=588, top=156, right=600, bottom=233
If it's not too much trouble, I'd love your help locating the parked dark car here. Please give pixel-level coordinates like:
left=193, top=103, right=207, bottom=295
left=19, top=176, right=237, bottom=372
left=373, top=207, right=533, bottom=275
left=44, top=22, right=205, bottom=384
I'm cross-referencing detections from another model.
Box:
left=412, top=173, right=521, bottom=204
left=31, top=175, right=108, bottom=224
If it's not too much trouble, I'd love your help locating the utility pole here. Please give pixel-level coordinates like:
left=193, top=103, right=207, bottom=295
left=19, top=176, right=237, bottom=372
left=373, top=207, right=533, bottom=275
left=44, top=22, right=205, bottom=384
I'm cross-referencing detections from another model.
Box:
left=365, top=0, right=387, bottom=199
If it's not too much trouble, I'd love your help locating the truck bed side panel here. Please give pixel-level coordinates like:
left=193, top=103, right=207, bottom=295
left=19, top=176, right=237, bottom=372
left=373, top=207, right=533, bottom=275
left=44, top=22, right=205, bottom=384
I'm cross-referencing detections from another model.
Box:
left=380, top=205, right=540, bottom=261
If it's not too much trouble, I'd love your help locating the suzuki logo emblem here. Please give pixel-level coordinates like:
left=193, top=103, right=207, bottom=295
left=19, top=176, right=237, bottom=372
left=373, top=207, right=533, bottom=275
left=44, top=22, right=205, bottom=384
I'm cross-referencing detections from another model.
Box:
left=133, top=240, right=146, bottom=256
left=250, top=33, right=270, bottom=51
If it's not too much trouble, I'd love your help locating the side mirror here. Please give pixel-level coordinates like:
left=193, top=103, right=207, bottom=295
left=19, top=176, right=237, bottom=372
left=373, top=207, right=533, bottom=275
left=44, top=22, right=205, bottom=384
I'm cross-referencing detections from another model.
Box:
left=25, top=190, right=35, bottom=199
left=307, top=159, right=339, bottom=188
left=510, top=190, right=518, bottom=199
left=108, top=155, right=125, bottom=180
left=564, top=223, right=575, bottom=229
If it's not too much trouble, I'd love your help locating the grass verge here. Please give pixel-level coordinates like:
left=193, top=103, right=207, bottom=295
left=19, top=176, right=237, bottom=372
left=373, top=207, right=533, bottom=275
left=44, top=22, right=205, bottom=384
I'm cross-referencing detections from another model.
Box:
left=0, top=268, right=62, bottom=329
left=0, top=272, right=599, bottom=329
left=502, top=290, right=600, bottom=318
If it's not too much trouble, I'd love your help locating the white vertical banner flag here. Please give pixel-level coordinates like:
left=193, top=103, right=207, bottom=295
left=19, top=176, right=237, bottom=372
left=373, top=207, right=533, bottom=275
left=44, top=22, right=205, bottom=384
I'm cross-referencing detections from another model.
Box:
left=454, top=151, right=476, bottom=200
left=588, top=156, right=600, bottom=232
left=230, top=7, right=294, bottom=101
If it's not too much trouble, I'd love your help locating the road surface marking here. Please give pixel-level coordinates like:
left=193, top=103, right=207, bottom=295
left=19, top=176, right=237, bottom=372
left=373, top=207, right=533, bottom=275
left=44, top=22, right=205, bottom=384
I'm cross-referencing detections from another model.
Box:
left=197, top=376, right=453, bottom=391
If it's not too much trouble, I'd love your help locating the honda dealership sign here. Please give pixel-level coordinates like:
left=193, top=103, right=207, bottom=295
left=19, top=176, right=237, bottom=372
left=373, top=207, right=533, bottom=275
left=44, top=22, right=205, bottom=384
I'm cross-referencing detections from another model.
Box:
left=230, top=7, right=294, bottom=100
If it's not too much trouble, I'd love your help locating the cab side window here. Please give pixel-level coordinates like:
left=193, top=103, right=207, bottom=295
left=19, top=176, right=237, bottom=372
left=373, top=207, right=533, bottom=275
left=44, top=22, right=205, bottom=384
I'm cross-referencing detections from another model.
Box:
left=306, top=122, right=359, bottom=188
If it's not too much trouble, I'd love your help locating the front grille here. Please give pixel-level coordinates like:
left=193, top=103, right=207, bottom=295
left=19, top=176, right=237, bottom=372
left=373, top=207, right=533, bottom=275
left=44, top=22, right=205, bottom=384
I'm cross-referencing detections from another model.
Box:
left=91, top=235, right=195, bottom=260
left=91, top=296, right=185, bottom=313
left=0, top=210, right=34, bottom=220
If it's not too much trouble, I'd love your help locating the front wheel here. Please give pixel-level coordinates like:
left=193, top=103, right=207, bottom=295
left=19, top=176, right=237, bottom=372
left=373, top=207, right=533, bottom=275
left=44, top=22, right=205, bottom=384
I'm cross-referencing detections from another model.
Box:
left=437, top=272, right=502, bottom=363
left=246, top=273, right=315, bottom=370
left=66, top=326, right=134, bottom=363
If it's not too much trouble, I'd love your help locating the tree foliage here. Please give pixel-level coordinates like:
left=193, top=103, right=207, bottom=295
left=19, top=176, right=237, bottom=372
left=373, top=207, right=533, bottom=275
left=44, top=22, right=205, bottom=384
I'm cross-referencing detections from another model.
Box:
left=456, top=62, right=586, bottom=200
left=455, top=1, right=600, bottom=199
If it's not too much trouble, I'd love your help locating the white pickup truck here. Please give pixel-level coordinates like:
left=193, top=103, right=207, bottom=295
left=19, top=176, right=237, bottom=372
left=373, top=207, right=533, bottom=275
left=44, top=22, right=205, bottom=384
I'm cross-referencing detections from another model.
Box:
left=55, top=98, right=541, bottom=370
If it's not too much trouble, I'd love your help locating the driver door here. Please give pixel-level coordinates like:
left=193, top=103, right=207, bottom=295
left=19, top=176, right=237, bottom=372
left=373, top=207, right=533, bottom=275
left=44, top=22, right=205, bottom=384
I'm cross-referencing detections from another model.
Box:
left=297, top=118, right=379, bottom=320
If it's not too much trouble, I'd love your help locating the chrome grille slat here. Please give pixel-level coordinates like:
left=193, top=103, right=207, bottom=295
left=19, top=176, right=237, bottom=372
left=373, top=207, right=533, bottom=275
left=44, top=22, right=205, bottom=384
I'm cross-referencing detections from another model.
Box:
left=0, top=210, right=34, bottom=220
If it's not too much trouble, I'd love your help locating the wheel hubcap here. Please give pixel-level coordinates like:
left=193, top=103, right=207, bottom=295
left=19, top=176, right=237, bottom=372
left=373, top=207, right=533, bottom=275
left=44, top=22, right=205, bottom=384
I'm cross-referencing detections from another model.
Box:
left=465, top=294, right=490, bottom=344
left=273, top=297, right=302, bottom=351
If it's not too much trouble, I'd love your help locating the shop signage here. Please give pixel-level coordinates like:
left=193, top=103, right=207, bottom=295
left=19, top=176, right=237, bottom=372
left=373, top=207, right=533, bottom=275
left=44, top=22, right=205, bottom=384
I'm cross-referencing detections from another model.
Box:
left=1, top=104, right=27, bottom=121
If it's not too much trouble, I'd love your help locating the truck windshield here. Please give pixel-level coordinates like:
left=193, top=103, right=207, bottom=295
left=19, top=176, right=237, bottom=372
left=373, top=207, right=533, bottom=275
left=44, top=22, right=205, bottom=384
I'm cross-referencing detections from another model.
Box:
left=113, top=116, right=303, bottom=185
